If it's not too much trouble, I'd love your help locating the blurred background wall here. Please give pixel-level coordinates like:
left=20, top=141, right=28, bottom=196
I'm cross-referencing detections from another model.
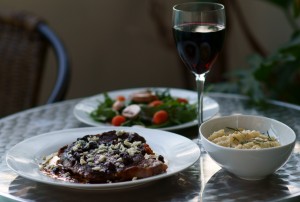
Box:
left=0, top=0, right=293, bottom=104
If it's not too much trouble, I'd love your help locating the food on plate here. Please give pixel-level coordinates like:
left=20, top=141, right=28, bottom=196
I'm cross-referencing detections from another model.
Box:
left=40, top=130, right=168, bottom=183
left=208, top=127, right=280, bottom=149
left=152, top=110, right=169, bottom=125
left=90, top=89, right=197, bottom=128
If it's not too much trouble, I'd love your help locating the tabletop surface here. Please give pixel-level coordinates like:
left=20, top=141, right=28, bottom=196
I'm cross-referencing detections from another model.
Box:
left=0, top=92, right=300, bottom=202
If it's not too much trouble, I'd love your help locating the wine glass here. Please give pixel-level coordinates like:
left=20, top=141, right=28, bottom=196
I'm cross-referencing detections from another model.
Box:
left=172, top=2, right=225, bottom=140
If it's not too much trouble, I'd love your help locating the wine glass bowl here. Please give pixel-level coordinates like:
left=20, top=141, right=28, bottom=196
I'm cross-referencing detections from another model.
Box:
left=172, top=2, right=226, bottom=134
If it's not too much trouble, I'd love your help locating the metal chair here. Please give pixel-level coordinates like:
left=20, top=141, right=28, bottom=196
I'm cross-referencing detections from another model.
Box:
left=0, top=10, right=70, bottom=117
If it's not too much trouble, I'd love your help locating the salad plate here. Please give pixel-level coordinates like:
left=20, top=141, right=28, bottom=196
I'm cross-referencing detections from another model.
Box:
left=73, top=87, right=219, bottom=131
left=6, top=126, right=200, bottom=190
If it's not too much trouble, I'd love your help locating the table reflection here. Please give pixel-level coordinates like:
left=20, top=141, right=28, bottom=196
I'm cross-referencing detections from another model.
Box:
left=202, top=152, right=300, bottom=201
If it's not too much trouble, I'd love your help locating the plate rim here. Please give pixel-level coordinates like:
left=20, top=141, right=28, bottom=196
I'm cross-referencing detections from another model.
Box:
left=73, top=87, right=219, bottom=130
left=6, top=126, right=200, bottom=190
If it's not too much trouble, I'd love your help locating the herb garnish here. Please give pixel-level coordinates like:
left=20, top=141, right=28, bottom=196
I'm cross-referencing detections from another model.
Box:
left=232, top=137, right=239, bottom=142
left=240, top=141, right=249, bottom=145
left=226, top=127, right=241, bottom=132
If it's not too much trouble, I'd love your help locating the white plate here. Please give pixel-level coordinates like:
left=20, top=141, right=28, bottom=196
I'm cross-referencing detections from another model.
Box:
left=6, top=127, right=200, bottom=190
left=73, top=87, right=219, bottom=130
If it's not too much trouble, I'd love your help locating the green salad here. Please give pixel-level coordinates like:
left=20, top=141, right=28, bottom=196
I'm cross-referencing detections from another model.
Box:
left=90, top=89, right=197, bottom=129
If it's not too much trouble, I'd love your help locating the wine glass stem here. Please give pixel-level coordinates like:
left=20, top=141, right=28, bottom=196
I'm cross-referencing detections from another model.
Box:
left=196, top=74, right=206, bottom=138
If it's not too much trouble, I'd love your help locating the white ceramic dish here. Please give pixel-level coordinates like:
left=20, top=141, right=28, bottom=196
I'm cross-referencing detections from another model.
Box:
left=200, top=115, right=296, bottom=180
left=6, top=126, right=200, bottom=190
left=73, top=87, right=219, bottom=131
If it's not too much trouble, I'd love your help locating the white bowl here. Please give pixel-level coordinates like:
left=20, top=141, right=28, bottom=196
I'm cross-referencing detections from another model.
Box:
left=200, top=115, right=296, bottom=180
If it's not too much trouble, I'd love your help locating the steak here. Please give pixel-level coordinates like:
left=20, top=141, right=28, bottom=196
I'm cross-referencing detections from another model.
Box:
left=41, top=130, right=168, bottom=183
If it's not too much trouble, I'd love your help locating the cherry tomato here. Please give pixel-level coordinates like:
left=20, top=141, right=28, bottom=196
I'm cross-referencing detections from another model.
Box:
left=152, top=110, right=168, bottom=125
left=148, top=100, right=163, bottom=107
left=117, top=96, right=126, bottom=101
left=177, top=98, right=188, bottom=104
left=111, top=115, right=126, bottom=126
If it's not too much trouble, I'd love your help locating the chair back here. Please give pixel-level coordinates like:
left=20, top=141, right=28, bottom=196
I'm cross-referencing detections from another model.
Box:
left=0, top=11, right=70, bottom=118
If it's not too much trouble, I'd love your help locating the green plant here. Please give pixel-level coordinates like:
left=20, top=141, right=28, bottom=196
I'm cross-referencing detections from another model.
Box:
left=211, top=0, right=300, bottom=105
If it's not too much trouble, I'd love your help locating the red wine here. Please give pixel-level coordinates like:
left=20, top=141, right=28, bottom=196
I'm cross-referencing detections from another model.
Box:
left=173, top=23, right=225, bottom=75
